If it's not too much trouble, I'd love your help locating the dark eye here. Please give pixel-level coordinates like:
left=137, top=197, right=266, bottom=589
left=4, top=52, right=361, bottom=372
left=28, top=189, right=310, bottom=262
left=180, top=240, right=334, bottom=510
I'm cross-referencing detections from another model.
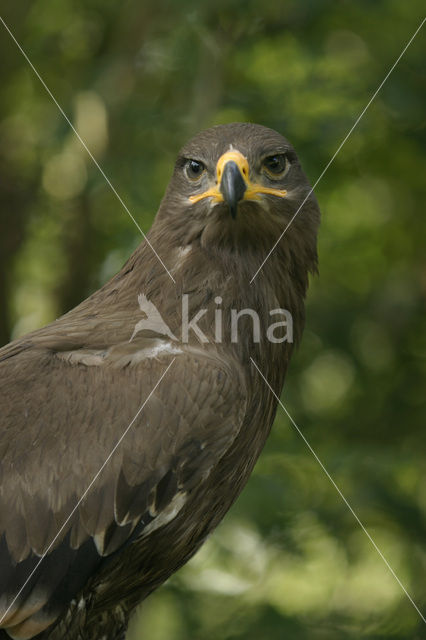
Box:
left=185, top=159, right=206, bottom=180
left=263, top=154, right=288, bottom=176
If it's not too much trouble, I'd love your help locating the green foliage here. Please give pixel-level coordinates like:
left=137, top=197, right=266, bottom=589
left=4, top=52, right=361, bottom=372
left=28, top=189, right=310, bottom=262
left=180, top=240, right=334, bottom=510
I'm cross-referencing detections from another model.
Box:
left=0, top=1, right=425, bottom=637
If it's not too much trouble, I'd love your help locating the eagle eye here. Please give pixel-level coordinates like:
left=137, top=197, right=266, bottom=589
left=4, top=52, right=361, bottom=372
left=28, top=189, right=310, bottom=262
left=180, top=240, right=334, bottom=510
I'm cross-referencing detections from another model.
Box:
left=263, top=154, right=289, bottom=178
left=185, top=159, right=206, bottom=180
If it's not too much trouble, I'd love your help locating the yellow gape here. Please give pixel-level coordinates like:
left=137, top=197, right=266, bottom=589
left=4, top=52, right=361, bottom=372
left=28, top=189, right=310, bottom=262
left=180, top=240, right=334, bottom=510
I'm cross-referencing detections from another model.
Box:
left=189, top=149, right=287, bottom=205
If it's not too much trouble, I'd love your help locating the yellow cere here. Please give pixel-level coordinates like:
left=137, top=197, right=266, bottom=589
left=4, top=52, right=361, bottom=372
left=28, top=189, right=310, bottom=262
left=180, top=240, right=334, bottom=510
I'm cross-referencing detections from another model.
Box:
left=189, top=150, right=287, bottom=204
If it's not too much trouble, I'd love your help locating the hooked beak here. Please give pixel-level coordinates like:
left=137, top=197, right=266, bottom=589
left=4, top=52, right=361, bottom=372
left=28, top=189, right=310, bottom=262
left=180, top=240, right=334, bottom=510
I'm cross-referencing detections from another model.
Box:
left=188, top=149, right=287, bottom=218
left=219, top=161, right=247, bottom=219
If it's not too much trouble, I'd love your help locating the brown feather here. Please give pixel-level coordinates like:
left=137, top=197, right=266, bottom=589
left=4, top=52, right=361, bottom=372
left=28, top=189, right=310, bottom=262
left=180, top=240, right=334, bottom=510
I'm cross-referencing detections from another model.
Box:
left=0, top=123, right=320, bottom=639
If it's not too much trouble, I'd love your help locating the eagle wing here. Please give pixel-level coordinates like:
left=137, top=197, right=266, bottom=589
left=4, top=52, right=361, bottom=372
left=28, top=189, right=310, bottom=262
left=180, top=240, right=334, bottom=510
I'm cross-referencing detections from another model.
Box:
left=0, top=327, right=246, bottom=637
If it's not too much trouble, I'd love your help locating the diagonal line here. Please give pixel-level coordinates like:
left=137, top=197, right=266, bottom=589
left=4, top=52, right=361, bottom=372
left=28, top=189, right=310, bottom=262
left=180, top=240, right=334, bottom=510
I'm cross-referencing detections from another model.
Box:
left=250, top=357, right=426, bottom=624
left=250, top=16, right=426, bottom=283
left=0, top=357, right=176, bottom=626
left=0, top=16, right=176, bottom=283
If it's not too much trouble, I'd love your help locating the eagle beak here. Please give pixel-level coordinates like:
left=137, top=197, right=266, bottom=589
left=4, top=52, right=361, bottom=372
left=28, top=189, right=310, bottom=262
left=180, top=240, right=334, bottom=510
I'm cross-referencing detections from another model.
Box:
left=219, top=161, right=247, bottom=219
left=188, top=149, right=287, bottom=211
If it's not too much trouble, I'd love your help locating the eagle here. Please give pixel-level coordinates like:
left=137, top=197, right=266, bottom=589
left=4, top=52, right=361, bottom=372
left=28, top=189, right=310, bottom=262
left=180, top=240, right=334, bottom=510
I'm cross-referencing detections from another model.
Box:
left=0, top=123, right=320, bottom=639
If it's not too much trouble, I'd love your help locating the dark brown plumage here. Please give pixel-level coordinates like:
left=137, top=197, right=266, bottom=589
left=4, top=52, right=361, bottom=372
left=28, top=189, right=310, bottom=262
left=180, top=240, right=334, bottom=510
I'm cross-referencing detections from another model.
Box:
left=0, top=123, right=320, bottom=639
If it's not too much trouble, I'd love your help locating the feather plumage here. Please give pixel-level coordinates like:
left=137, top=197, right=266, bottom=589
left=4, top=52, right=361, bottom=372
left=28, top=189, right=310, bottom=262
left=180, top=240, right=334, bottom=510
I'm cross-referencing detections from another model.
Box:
left=0, top=123, right=320, bottom=639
